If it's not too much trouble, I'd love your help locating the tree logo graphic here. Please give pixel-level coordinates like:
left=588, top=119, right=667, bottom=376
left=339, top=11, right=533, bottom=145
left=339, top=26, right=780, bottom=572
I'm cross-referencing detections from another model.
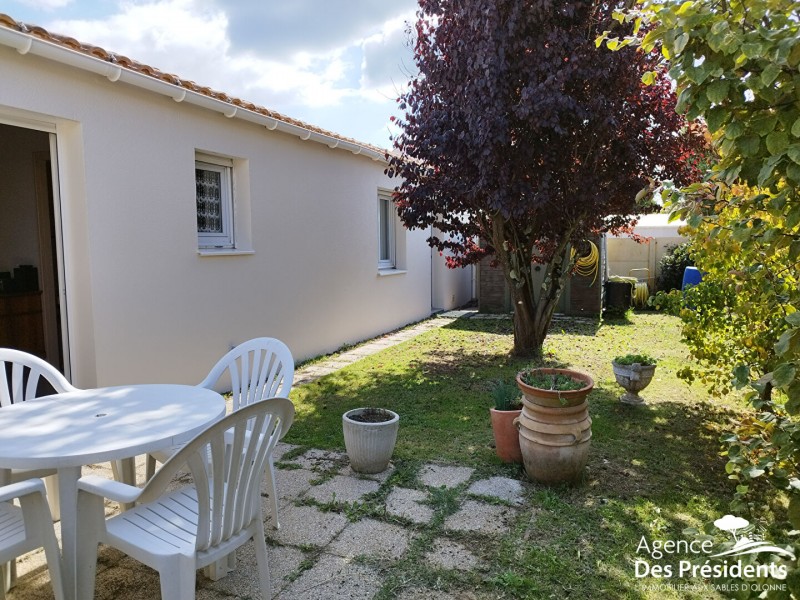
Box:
left=710, top=515, right=795, bottom=561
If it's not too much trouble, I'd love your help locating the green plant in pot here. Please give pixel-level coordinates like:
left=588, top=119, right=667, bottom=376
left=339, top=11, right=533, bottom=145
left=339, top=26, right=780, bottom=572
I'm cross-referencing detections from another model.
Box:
left=514, top=367, right=594, bottom=485
left=488, top=379, right=523, bottom=463
left=611, top=353, right=657, bottom=405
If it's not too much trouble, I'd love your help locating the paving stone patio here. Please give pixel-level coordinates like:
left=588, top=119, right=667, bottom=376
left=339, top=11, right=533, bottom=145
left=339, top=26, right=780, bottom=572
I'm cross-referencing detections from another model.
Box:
left=385, top=486, right=435, bottom=524
left=6, top=311, right=542, bottom=599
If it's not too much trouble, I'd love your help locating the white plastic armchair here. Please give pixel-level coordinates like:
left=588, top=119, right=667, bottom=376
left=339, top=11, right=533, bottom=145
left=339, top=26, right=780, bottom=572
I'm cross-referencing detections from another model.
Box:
left=145, top=337, right=295, bottom=530
left=0, top=349, right=135, bottom=519
left=0, top=348, right=77, bottom=520
left=0, top=479, right=65, bottom=600
left=76, top=398, right=294, bottom=600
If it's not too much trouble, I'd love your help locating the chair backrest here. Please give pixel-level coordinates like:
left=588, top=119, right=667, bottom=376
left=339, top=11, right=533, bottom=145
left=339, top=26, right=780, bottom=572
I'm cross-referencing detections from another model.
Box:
left=0, top=348, right=76, bottom=408
left=199, top=338, right=294, bottom=411
left=140, top=398, right=294, bottom=552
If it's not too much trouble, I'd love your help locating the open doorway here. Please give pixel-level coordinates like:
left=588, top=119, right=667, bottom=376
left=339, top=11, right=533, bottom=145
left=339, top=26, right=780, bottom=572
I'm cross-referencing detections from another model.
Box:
left=0, top=123, right=66, bottom=372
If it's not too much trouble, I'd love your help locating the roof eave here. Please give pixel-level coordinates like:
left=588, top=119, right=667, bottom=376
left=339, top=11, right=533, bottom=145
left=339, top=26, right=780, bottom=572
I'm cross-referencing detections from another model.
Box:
left=0, top=22, right=387, bottom=163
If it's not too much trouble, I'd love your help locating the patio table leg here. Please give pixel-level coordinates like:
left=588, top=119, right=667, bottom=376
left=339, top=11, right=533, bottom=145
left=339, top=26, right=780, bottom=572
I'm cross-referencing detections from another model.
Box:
left=115, top=458, right=136, bottom=511
left=57, top=466, right=81, bottom=600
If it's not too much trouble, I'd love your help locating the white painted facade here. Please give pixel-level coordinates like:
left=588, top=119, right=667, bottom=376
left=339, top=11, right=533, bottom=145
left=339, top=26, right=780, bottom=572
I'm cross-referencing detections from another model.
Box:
left=0, top=31, right=473, bottom=387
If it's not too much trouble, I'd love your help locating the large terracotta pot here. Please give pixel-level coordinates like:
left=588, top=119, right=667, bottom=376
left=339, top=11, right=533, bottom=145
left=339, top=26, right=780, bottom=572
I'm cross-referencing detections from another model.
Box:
left=514, top=369, right=593, bottom=484
left=490, top=407, right=523, bottom=463
left=343, top=408, right=399, bottom=474
left=612, top=361, right=656, bottom=405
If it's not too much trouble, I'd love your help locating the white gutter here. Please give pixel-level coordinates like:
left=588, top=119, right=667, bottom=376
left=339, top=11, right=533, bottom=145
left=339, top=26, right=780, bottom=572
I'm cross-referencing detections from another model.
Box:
left=0, top=25, right=387, bottom=163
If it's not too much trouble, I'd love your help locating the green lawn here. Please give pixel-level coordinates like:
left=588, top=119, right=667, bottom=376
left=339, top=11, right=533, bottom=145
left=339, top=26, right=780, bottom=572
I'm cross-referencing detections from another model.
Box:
left=284, top=313, right=750, bottom=599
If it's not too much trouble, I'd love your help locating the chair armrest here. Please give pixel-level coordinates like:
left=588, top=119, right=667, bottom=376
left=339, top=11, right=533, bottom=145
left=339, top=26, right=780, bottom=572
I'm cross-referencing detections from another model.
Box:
left=78, top=475, right=142, bottom=504
left=0, top=478, right=46, bottom=502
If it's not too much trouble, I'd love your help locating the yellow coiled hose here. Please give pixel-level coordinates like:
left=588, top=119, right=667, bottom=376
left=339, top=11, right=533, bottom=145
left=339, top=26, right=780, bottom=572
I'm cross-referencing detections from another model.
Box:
left=571, top=241, right=599, bottom=286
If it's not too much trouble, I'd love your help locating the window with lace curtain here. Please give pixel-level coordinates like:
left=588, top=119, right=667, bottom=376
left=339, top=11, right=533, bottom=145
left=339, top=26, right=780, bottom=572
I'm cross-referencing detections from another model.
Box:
left=196, top=155, right=234, bottom=249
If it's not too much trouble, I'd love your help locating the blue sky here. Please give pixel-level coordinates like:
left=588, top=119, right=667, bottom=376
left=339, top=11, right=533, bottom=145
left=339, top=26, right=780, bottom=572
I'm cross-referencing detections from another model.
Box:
left=4, top=0, right=420, bottom=149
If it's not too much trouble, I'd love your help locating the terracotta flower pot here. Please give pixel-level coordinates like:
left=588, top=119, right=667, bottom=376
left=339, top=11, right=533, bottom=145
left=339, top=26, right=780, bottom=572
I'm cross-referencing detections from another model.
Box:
left=514, top=369, right=594, bottom=485
left=490, top=407, right=523, bottom=463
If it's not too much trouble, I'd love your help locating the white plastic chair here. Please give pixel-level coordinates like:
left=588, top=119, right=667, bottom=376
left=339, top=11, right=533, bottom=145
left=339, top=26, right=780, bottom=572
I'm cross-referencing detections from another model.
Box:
left=0, top=479, right=65, bottom=600
left=0, top=348, right=134, bottom=518
left=145, top=338, right=295, bottom=530
left=0, top=348, right=78, bottom=520
left=76, top=398, right=294, bottom=600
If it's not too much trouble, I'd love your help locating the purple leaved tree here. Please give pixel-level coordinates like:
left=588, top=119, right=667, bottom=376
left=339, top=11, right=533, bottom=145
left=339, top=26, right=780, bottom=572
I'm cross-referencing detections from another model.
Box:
left=387, top=0, right=704, bottom=357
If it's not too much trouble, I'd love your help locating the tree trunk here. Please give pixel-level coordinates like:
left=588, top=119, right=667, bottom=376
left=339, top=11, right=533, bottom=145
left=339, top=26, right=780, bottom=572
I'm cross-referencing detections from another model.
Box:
left=491, top=218, right=573, bottom=358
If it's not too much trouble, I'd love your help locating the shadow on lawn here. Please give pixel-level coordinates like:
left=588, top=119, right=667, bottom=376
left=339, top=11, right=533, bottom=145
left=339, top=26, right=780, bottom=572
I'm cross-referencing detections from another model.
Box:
left=287, top=320, right=736, bottom=599
left=442, top=313, right=604, bottom=337
left=503, top=389, right=735, bottom=599
left=587, top=385, right=732, bottom=501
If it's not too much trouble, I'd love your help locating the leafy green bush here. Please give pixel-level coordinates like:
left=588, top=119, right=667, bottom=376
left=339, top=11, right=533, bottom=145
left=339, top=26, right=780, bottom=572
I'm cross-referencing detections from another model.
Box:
left=657, top=242, right=693, bottom=293
left=647, top=289, right=683, bottom=315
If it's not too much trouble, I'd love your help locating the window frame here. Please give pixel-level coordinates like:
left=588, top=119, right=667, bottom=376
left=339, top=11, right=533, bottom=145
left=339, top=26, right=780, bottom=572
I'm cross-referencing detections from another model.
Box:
left=196, top=156, right=234, bottom=249
left=377, top=190, right=396, bottom=270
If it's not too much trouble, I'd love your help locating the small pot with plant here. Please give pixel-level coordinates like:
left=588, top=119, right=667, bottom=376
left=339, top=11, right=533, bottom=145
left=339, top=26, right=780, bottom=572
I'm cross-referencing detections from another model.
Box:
left=488, top=379, right=523, bottom=463
left=342, top=407, right=399, bottom=474
left=514, top=368, right=594, bottom=484
left=612, top=354, right=657, bottom=405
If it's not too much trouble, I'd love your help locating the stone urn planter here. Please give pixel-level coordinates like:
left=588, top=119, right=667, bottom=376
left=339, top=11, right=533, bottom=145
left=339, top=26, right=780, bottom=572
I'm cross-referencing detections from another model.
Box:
left=612, top=354, right=657, bottom=405
left=488, top=379, right=523, bottom=463
left=514, top=368, right=594, bottom=485
left=342, top=408, right=399, bottom=474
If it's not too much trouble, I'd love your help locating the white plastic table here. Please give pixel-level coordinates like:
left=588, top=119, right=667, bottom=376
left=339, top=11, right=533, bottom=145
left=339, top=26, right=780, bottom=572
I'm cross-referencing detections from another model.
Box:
left=0, top=384, right=226, bottom=600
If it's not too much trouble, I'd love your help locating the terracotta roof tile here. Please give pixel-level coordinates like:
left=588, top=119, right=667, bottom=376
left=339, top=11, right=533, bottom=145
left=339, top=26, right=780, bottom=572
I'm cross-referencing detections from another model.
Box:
left=0, top=13, right=390, bottom=159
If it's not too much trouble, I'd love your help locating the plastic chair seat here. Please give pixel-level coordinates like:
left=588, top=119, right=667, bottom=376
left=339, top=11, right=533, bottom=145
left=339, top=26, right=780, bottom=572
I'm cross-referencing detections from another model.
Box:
left=77, top=399, right=294, bottom=600
left=0, top=479, right=64, bottom=600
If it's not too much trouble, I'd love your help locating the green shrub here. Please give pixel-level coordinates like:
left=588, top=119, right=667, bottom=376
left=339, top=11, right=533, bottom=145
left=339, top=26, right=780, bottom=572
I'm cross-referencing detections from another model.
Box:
left=648, top=289, right=683, bottom=315
left=657, top=242, right=693, bottom=292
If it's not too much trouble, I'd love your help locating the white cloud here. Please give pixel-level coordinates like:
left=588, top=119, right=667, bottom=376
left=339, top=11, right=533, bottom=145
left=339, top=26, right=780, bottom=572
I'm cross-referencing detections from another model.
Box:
left=35, top=0, right=418, bottom=148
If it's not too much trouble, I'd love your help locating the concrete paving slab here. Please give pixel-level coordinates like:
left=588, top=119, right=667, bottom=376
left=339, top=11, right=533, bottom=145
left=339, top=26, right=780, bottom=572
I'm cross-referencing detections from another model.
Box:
left=321, top=360, right=353, bottom=370
left=443, top=500, right=519, bottom=536
left=419, top=464, right=474, bottom=489
left=273, top=441, right=300, bottom=462
left=203, top=544, right=305, bottom=599
left=278, top=554, right=382, bottom=600
left=289, top=448, right=347, bottom=472
left=385, top=487, right=434, bottom=524
left=305, top=474, right=380, bottom=504
left=339, top=463, right=395, bottom=483
left=270, top=467, right=317, bottom=507
left=267, top=505, right=349, bottom=547
left=425, top=538, right=481, bottom=572
left=467, top=476, right=526, bottom=506
left=328, top=518, right=411, bottom=561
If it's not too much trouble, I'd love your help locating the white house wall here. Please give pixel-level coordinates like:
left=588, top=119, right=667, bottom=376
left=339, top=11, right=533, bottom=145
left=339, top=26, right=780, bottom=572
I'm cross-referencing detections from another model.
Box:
left=430, top=226, right=474, bottom=311
left=1, top=46, right=442, bottom=387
